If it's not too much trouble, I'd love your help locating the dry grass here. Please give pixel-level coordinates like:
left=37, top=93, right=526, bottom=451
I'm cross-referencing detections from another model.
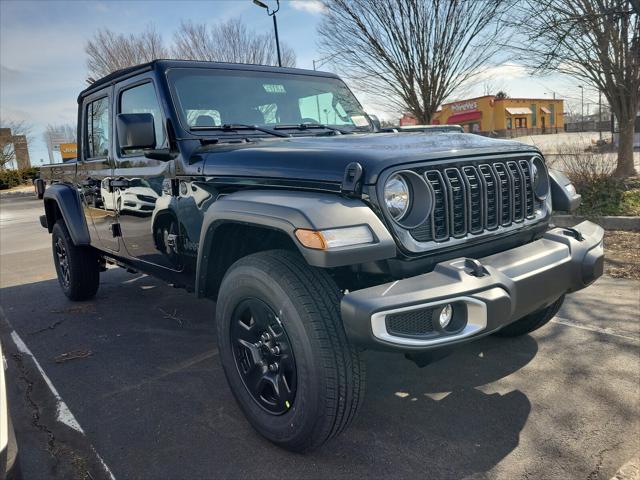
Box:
left=604, top=230, right=640, bottom=280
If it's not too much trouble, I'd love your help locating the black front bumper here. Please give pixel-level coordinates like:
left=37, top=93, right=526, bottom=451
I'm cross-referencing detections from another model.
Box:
left=341, top=221, right=604, bottom=352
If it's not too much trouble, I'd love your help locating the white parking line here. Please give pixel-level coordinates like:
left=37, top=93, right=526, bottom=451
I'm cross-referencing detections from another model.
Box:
left=9, top=330, right=116, bottom=480
left=552, top=316, right=639, bottom=342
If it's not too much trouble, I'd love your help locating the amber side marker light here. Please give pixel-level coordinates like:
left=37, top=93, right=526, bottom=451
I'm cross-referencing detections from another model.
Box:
left=295, top=226, right=374, bottom=250
left=295, top=229, right=327, bottom=250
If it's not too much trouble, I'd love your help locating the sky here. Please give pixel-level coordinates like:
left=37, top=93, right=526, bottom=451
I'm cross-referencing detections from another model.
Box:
left=0, top=0, right=601, bottom=165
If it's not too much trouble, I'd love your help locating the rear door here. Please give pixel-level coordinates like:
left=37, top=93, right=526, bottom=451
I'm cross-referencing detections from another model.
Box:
left=112, top=76, right=182, bottom=271
left=77, top=89, right=119, bottom=252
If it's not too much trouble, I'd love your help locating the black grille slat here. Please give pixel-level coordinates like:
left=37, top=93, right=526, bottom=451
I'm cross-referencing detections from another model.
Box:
left=462, top=166, right=484, bottom=234
left=427, top=171, right=449, bottom=241
left=493, top=163, right=512, bottom=226
left=386, top=307, right=436, bottom=337
left=507, top=161, right=525, bottom=222
left=478, top=164, right=500, bottom=229
left=519, top=160, right=535, bottom=218
left=444, top=168, right=467, bottom=237
left=408, top=157, right=542, bottom=243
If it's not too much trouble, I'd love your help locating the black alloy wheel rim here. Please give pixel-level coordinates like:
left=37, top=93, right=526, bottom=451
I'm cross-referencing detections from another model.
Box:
left=55, top=237, right=70, bottom=287
left=230, top=298, right=297, bottom=415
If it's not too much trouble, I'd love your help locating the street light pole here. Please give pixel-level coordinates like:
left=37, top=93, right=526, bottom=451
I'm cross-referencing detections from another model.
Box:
left=598, top=90, right=603, bottom=141
left=579, top=85, right=584, bottom=132
left=253, top=0, right=282, bottom=67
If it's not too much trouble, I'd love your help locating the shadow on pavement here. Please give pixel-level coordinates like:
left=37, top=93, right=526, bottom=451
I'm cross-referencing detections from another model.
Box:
left=0, top=271, right=537, bottom=479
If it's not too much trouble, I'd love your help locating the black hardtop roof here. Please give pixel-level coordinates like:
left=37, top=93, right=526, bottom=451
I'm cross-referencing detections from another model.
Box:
left=79, top=59, right=340, bottom=100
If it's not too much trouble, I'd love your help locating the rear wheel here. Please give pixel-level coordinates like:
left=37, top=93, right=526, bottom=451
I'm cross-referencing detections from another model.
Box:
left=51, top=220, right=100, bottom=301
left=216, top=250, right=365, bottom=452
left=495, top=295, right=565, bottom=337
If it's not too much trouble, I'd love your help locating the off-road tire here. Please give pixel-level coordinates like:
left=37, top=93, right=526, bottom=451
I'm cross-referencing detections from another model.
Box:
left=51, top=219, right=100, bottom=301
left=216, top=250, right=366, bottom=452
left=495, top=295, right=565, bottom=337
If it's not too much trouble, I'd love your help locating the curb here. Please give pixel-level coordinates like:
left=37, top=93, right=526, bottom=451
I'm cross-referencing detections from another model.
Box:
left=552, top=214, right=640, bottom=231
left=0, top=191, right=36, bottom=199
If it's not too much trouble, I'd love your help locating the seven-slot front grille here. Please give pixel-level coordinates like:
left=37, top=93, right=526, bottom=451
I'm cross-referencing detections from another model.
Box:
left=411, top=158, right=540, bottom=243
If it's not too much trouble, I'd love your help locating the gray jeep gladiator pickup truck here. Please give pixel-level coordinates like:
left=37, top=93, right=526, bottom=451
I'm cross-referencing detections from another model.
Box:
left=39, top=60, right=604, bottom=452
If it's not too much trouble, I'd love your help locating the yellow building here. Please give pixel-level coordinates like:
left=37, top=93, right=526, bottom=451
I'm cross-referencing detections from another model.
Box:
left=431, top=95, right=564, bottom=137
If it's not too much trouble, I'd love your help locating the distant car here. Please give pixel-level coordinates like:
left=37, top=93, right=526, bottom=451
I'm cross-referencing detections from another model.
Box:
left=0, top=341, right=19, bottom=480
left=381, top=124, right=464, bottom=133
left=100, top=178, right=158, bottom=213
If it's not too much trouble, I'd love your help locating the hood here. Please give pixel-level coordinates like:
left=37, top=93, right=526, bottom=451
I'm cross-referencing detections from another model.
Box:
left=197, top=132, right=539, bottom=185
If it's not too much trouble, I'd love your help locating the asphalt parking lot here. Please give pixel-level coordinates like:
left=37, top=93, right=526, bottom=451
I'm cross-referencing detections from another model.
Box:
left=1, top=194, right=638, bottom=480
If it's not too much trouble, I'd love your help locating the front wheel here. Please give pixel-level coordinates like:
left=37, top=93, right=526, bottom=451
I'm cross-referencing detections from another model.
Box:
left=216, top=250, right=365, bottom=452
left=51, top=220, right=100, bottom=301
left=495, top=295, right=565, bottom=337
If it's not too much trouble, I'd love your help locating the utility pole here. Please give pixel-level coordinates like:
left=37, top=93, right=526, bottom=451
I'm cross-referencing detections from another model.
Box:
left=253, top=0, right=282, bottom=67
left=579, top=85, right=584, bottom=132
left=598, top=90, right=603, bottom=141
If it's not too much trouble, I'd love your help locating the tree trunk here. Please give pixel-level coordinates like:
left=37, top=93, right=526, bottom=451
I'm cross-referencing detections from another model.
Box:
left=614, top=118, right=637, bottom=178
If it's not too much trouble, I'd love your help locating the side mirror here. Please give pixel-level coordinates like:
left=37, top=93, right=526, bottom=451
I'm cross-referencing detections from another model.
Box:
left=117, top=113, right=156, bottom=151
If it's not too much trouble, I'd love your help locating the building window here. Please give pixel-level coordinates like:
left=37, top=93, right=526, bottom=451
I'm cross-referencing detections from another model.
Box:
left=507, top=117, right=512, bottom=129
left=515, top=117, right=527, bottom=128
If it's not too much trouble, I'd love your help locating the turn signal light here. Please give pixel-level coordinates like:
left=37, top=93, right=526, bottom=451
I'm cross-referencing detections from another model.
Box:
left=295, top=226, right=374, bottom=250
left=295, top=229, right=327, bottom=250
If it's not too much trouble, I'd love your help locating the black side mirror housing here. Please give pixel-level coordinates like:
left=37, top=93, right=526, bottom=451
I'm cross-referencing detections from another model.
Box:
left=117, top=113, right=156, bottom=151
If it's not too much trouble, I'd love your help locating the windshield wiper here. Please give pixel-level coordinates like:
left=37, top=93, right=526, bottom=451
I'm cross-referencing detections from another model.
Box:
left=273, top=123, right=352, bottom=135
left=190, top=123, right=290, bottom=138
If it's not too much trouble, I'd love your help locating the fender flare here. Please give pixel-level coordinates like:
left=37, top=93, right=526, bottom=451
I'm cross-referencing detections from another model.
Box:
left=195, top=190, right=396, bottom=297
left=43, top=183, right=91, bottom=246
left=549, top=169, right=581, bottom=212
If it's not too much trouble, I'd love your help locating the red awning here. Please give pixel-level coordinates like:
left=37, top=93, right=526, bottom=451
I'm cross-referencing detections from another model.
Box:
left=447, top=111, right=482, bottom=124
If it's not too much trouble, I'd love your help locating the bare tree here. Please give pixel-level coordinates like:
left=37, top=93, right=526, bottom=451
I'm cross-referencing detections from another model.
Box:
left=1, top=120, right=31, bottom=169
left=86, top=26, right=169, bottom=80
left=511, top=0, right=639, bottom=177
left=318, top=0, right=511, bottom=124
left=172, top=18, right=296, bottom=67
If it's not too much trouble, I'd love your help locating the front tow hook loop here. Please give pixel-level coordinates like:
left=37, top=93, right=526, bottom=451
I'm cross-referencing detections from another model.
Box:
left=464, top=258, right=488, bottom=277
left=563, top=227, right=585, bottom=241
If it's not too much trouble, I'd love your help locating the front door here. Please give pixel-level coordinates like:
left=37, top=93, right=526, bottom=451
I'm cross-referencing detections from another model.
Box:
left=78, top=90, right=119, bottom=252
left=112, top=77, right=182, bottom=271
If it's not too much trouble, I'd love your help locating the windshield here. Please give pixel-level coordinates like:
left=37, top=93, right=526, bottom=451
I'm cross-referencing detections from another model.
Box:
left=167, top=68, right=372, bottom=134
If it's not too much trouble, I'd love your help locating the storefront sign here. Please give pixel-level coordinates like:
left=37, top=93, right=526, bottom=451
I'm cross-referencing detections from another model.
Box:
left=451, top=101, right=478, bottom=112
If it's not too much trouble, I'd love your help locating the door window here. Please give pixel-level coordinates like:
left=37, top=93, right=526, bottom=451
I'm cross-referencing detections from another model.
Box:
left=119, top=82, right=165, bottom=153
left=86, top=96, right=110, bottom=158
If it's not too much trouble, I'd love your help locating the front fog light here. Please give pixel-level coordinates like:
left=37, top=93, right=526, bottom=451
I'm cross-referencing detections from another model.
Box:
left=438, top=304, right=453, bottom=329
left=295, top=226, right=374, bottom=250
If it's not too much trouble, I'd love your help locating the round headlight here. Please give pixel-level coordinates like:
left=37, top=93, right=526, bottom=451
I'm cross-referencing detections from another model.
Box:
left=384, top=174, right=410, bottom=220
left=531, top=156, right=549, bottom=199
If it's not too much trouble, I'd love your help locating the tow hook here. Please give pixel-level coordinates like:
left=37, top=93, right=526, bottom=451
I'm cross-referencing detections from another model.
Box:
left=464, top=258, right=488, bottom=277
left=563, top=227, right=585, bottom=241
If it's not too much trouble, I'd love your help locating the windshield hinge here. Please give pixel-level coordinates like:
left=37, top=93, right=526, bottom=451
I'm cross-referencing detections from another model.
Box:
left=341, top=162, right=364, bottom=197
